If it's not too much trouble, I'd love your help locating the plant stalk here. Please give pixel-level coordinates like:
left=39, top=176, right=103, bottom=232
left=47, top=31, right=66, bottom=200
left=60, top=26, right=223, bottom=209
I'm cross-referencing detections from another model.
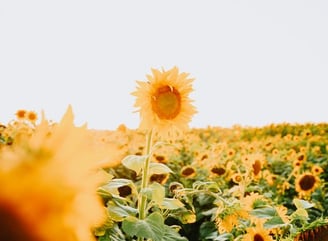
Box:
left=138, top=129, right=153, bottom=220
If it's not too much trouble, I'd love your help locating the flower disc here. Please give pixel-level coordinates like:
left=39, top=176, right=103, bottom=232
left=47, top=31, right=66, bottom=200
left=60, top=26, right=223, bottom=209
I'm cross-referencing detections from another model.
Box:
left=151, top=85, right=181, bottom=120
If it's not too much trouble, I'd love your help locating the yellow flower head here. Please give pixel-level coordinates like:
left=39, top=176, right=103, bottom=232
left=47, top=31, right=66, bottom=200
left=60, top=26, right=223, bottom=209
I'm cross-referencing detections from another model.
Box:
left=132, top=66, right=197, bottom=138
left=242, top=220, right=273, bottom=241
left=242, top=227, right=273, bottom=241
left=180, top=165, right=197, bottom=178
left=241, top=192, right=267, bottom=212
left=0, top=106, right=105, bottom=241
left=295, top=172, right=320, bottom=198
left=216, top=213, right=239, bottom=233
left=26, top=110, right=38, bottom=123
left=15, top=109, right=27, bottom=120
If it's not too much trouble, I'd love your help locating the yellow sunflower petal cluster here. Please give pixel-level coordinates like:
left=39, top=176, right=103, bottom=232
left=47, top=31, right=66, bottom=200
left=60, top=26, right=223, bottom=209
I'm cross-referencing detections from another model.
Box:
left=242, top=220, right=273, bottom=241
left=132, top=66, right=197, bottom=138
left=0, top=106, right=105, bottom=241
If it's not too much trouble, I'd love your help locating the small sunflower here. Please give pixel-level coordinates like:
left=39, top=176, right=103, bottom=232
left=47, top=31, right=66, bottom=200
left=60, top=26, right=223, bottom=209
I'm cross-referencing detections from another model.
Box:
left=231, top=173, right=243, bottom=184
left=180, top=165, right=197, bottom=178
left=210, top=165, right=226, bottom=176
left=26, top=111, right=38, bottom=123
left=15, top=109, right=27, bottom=120
left=295, top=172, right=320, bottom=198
left=132, top=66, right=197, bottom=138
left=149, top=173, right=170, bottom=185
left=216, top=213, right=239, bottom=233
left=216, top=203, right=248, bottom=233
left=242, top=221, right=273, bottom=241
left=311, top=165, right=324, bottom=175
left=240, top=192, right=267, bottom=212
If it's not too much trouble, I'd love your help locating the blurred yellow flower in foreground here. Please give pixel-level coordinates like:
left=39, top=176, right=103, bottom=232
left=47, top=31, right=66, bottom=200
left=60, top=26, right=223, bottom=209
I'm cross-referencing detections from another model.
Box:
left=132, top=66, right=197, bottom=138
left=0, top=106, right=105, bottom=241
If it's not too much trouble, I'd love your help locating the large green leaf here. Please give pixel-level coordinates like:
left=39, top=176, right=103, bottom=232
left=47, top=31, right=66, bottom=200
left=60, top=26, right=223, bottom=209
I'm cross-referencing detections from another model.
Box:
left=250, top=207, right=277, bottom=218
left=149, top=163, right=173, bottom=175
left=290, top=208, right=309, bottom=221
left=149, top=182, right=165, bottom=205
left=161, top=198, right=184, bottom=210
left=264, top=216, right=287, bottom=229
left=122, top=212, right=165, bottom=241
left=122, top=154, right=148, bottom=175
left=293, top=198, right=315, bottom=209
left=97, top=224, right=126, bottom=241
left=107, top=200, right=138, bottom=222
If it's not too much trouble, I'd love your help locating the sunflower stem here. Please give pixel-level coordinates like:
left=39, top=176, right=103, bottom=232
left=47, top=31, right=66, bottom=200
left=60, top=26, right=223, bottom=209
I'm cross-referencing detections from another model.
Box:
left=138, top=129, right=153, bottom=223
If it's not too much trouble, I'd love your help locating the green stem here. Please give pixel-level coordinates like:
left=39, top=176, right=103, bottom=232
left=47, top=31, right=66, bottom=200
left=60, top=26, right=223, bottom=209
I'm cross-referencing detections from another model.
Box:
left=138, top=129, right=153, bottom=220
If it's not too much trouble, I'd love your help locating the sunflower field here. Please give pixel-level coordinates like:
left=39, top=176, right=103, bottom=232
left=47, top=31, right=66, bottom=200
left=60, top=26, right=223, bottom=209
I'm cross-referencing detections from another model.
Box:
left=1, top=67, right=328, bottom=241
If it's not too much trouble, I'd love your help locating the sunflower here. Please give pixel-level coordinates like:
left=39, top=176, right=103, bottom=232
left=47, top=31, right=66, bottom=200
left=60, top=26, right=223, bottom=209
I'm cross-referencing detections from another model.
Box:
left=15, top=109, right=27, bottom=120
left=216, top=213, right=239, bottom=233
left=242, top=193, right=266, bottom=210
left=215, top=202, right=248, bottom=233
left=240, top=153, right=266, bottom=181
left=311, top=165, right=324, bottom=175
left=295, top=172, right=320, bottom=198
left=242, top=220, right=273, bottom=241
left=210, top=165, right=226, bottom=176
left=231, top=173, right=243, bottom=184
left=0, top=106, right=105, bottom=241
left=132, top=66, right=197, bottom=138
left=180, top=165, right=197, bottom=178
left=149, top=173, right=170, bottom=185
left=26, top=110, right=38, bottom=123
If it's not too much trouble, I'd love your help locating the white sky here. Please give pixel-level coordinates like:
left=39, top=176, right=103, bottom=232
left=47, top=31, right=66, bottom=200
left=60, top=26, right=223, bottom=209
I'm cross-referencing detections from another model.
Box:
left=1, top=1, right=327, bottom=130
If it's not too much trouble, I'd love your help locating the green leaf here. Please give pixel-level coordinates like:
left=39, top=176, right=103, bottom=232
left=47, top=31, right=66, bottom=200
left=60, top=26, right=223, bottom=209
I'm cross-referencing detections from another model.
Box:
left=149, top=163, right=173, bottom=175
left=213, top=233, right=234, bottom=241
left=290, top=208, right=309, bottom=221
left=179, top=210, right=197, bottom=224
left=162, top=225, right=188, bottom=241
left=161, top=198, right=184, bottom=210
left=170, top=209, right=197, bottom=224
left=250, top=207, right=277, bottom=218
left=293, top=198, right=315, bottom=209
left=149, top=182, right=165, bottom=205
left=97, top=224, right=126, bottom=241
left=106, top=200, right=137, bottom=222
left=122, top=212, right=165, bottom=241
left=264, top=216, right=287, bottom=229
left=199, top=222, right=218, bottom=240
left=122, top=154, right=148, bottom=175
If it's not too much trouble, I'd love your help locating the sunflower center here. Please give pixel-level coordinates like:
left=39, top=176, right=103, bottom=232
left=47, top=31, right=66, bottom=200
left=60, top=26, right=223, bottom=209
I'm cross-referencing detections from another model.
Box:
left=151, top=85, right=181, bottom=120
left=253, top=233, right=265, bottom=241
left=252, top=160, right=262, bottom=176
left=0, top=202, right=41, bottom=241
left=150, top=173, right=169, bottom=184
left=118, top=185, right=132, bottom=197
left=211, top=167, right=226, bottom=176
left=299, top=174, right=316, bottom=191
left=182, top=167, right=195, bottom=176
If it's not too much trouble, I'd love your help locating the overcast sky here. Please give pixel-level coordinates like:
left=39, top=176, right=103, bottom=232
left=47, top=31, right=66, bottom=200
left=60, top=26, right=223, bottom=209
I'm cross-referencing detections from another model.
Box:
left=1, top=1, right=327, bottom=130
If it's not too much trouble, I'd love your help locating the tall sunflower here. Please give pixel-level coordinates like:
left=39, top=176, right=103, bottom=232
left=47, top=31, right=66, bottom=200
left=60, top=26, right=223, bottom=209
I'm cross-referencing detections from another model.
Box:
left=0, top=106, right=105, bottom=241
left=132, top=66, right=197, bottom=138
